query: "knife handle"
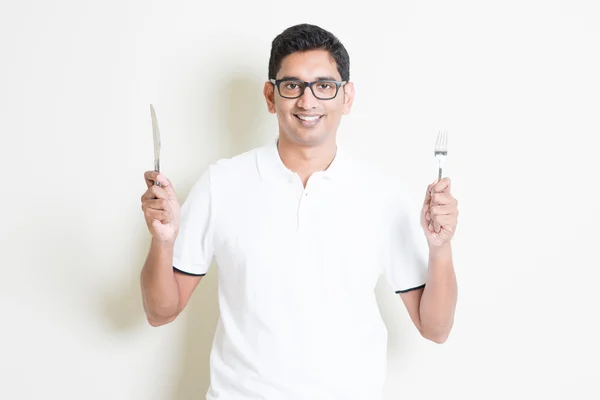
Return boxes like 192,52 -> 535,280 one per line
154,161 -> 161,187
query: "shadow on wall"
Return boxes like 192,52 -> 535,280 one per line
100,70 -> 270,398
101,231 -> 149,332
222,74 -> 273,157
170,261 -> 220,400
170,71 -> 269,399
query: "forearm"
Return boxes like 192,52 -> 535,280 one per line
419,244 -> 457,343
140,239 -> 180,324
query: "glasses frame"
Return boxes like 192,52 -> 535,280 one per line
270,79 -> 347,100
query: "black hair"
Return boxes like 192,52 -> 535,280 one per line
268,24 -> 350,82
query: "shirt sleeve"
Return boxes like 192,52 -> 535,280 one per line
382,185 -> 429,293
172,166 -> 215,276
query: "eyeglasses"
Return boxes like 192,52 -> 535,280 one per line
270,79 -> 347,100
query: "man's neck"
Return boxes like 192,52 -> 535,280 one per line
276,136 -> 337,186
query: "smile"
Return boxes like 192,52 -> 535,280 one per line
294,114 -> 323,126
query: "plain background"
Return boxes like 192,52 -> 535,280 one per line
1,0 -> 599,399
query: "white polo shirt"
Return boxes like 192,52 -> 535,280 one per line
172,139 -> 429,400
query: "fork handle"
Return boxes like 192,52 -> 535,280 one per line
432,165 -> 442,232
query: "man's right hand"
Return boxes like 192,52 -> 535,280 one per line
141,171 -> 181,243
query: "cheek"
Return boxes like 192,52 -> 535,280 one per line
276,107 -> 292,122
274,99 -> 293,117
324,103 -> 345,120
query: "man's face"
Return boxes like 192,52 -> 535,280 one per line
264,49 -> 354,147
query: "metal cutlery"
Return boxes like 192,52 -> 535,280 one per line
150,104 -> 161,187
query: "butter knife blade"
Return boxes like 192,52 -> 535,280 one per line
150,104 -> 161,186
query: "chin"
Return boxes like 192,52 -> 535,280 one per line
286,130 -> 330,146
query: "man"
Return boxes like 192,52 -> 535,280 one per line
140,23 -> 458,400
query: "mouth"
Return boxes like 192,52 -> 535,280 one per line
294,114 -> 323,127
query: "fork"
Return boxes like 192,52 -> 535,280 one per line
431,130 -> 448,232
434,130 -> 448,180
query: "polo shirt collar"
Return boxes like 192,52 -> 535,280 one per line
257,138 -> 350,183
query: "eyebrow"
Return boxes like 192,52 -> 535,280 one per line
278,76 -> 341,81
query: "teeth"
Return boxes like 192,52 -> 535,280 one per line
297,115 -> 320,121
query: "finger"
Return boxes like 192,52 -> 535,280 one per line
144,171 -> 173,190
142,198 -> 169,211
430,204 -> 457,216
432,177 -> 451,194
144,208 -> 172,224
144,171 -> 159,188
423,180 -> 439,205
433,219 -> 442,233
432,215 -> 456,232
430,221 -> 443,234
431,192 -> 457,206
155,173 -> 173,189
141,185 -> 168,201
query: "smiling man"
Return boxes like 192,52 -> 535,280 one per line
140,23 -> 459,400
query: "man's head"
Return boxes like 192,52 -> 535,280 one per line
264,24 -> 354,147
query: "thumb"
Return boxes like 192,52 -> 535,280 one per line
155,173 -> 171,187
155,174 -> 177,197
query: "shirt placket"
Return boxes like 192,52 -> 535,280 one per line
295,173 -> 323,232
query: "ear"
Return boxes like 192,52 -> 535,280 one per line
342,82 -> 355,115
264,81 -> 276,114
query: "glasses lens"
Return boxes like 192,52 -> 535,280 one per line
278,80 -> 304,98
311,81 -> 338,99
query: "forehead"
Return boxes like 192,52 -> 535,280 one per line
277,49 -> 341,80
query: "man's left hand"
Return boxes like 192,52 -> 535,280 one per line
421,177 -> 459,247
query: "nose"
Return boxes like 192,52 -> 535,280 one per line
296,85 -> 319,109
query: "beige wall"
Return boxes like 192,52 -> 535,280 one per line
1,0 -> 599,399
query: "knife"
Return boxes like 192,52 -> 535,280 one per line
150,104 -> 161,186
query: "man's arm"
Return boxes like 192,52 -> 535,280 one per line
399,177 -> 458,343
139,170 -> 207,327
140,239 -> 203,327
400,243 -> 457,343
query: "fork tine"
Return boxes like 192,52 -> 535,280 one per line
442,130 -> 448,150
435,130 -> 447,151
